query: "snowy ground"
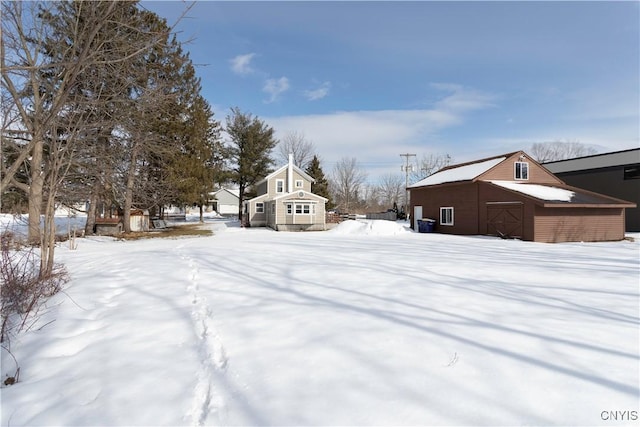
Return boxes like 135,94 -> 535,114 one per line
1,215 -> 639,426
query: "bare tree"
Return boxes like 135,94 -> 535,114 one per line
377,173 -> 405,208
530,140 -> 597,163
410,153 -> 452,183
330,157 -> 367,213
358,184 -> 384,212
277,131 -> 316,169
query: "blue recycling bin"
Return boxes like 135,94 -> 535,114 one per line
417,219 -> 435,233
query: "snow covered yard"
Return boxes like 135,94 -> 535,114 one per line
1,217 -> 638,426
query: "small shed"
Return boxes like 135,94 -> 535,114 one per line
409,151 -> 636,243
94,209 -> 150,235
130,209 -> 150,232
95,218 -> 123,236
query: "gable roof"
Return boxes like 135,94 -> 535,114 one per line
256,162 -> 315,186
408,152 -> 518,188
211,188 -> 239,199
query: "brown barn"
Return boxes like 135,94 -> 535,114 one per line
408,151 -> 636,243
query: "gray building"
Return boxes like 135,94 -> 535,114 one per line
543,148 -> 640,231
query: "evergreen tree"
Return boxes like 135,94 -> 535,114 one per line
167,94 -> 222,222
305,155 -> 333,210
225,107 -> 278,218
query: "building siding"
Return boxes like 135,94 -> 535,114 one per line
263,169 -> 313,197
553,166 -> 639,232
534,206 -> 625,243
480,152 -> 562,184
410,183 -> 479,234
256,181 -> 268,196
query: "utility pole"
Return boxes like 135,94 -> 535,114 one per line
400,153 -> 416,216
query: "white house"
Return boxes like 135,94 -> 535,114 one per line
209,188 -> 240,216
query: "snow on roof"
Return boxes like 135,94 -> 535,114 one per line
490,181 -> 575,202
211,188 -> 239,198
409,157 -> 505,188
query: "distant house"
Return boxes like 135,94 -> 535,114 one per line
543,148 -> 640,232
210,188 -> 240,216
244,155 -> 328,231
408,150 -> 636,243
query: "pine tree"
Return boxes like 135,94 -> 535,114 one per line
167,93 -> 222,222
225,108 -> 278,218
305,155 -> 333,210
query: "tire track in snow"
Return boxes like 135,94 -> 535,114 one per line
176,244 -> 229,426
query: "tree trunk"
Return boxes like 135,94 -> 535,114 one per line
84,191 -> 98,235
27,138 -> 44,245
238,185 -> 245,225
123,145 -> 140,233
199,204 -> 204,223
40,189 -> 57,277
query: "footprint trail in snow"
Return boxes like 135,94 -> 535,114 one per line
177,244 -> 229,426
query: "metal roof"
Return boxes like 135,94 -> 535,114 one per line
543,148 -> 640,173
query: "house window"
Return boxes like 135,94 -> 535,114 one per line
294,203 -> 311,214
295,180 -> 303,188
440,207 -> 454,226
276,179 -> 284,193
286,203 -> 292,214
515,162 -> 529,180
271,203 -> 275,214
256,203 -> 264,213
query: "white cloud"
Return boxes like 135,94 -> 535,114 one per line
266,109 -> 459,180
263,84 -> 501,181
431,82 -> 497,113
230,53 -> 256,75
263,77 -> 290,103
303,81 -> 331,101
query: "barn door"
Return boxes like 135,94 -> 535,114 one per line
486,203 -> 523,239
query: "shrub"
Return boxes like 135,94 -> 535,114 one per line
0,231 -> 68,344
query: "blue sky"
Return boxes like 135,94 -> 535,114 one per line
142,1 -> 639,183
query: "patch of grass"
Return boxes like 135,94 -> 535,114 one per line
120,223 -> 213,240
